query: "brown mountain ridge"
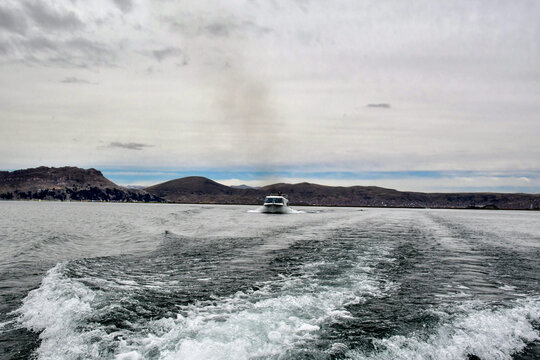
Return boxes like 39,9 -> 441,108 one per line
0,166 -> 163,202
1,167 -> 539,209
145,175 -> 540,210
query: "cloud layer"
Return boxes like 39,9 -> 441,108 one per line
0,0 -> 539,192
108,142 -> 152,151
367,103 -> 391,109
60,76 -> 92,84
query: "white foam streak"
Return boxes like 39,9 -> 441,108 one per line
16,253 -> 385,360
349,297 -> 540,360
15,263 -> 111,360
115,262 -> 384,359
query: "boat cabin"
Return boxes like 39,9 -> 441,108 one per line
264,196 -> 287,206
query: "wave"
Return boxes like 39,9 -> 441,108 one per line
112,259 -> 386,360
15,263 -> 107,359
22,262 -> 538,360
13,210 -> 540,360
348,297 -> 540,360
15,248 -> 388,359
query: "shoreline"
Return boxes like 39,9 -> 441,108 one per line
2,199 -> 538,211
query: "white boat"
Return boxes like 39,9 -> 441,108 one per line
261,195 -> 290,214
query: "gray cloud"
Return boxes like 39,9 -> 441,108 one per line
367,103 -> 391,109
205,22 -> 230,37
0,2 -> 118,68
60,76 -> 91,84
109,142 -> 152,151
162,15 -> 272,39
66,37 -> 114,62
112,0 -> 134,13
210,19 -> 272,37
152,47 -> 183,62
24,36 -> 56,51
0,41 -> 10,55
23,2 -> 83,31
0,5 -> 27,34
7,35 -> 117,68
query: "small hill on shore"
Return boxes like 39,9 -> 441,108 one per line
145,177 -> 540,210
145,176 -> 261,204
0,167 -> 164,202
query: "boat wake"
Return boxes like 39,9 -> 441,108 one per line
248,206 -> 304,214
7,206 -> 540,360
15,256 -> 539,360
348,297 -> 540,360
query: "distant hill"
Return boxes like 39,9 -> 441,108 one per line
261,182 -> 540,209
260,182 -> 408,206
2,168 -> 538,209
145,176 -> 260,204
145,176 -> 540,210
0,166 -> 164,202
230,184 -> 259,190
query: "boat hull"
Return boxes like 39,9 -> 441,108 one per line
261,204 -> 290,214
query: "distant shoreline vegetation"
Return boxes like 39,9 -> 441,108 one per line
1,166 -> 539,210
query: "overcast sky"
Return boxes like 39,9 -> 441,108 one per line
1,0 -> 539,191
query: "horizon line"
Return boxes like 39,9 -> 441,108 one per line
2,166 -> 540,194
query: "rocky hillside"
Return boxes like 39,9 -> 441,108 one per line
145,177 -> 540,210
0,167 -> 164,202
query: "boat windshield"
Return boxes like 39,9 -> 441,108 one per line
265,197 -> 283,204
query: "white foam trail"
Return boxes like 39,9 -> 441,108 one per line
248,206 -> 305,214
113,260 -> 386,359
16,247 -> 389,360
287,208 -> 305,214
15,263 -> 113,360
348,297 -> 540,360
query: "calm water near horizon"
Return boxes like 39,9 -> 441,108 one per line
0,201 -> 538,359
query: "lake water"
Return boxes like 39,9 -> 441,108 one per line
0,202 -> 538,360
